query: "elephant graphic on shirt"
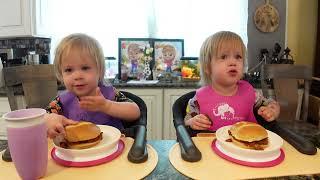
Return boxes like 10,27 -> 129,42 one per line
213,103 -> 235,120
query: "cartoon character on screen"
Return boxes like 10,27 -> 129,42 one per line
162,45 -> 176,72
127,43 -> 143,74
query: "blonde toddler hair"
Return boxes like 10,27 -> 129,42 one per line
199,31 -> 246,85
54,33 -> 105,83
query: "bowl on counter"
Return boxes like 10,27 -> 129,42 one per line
52,125 -> 121,162
215,125 -> 283,162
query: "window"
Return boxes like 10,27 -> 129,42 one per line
47,0 -> 247,61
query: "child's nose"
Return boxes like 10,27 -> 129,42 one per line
228,58 -> 237,66
73,70 -> 83,79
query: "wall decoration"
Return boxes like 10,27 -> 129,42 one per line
153,39 -> 184,76
118,38 -> 153,80
254,0 -> 279,33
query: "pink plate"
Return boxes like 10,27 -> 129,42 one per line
211,140 -> 285,167
51,139 -> 125,167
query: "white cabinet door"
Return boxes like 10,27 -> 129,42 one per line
0,0 -> 48,37
0,95 -> 26,112
0,97 -> 11,114
119,88 -> 163,140
163,88 -> 195,140
0,97 -> 10,138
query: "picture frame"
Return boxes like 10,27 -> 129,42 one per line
153,39 -> 184,75
179,57 -> 200,81
118,38 -> 153,80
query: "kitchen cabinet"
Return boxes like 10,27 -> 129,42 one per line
119,88 -> 163,140
0,96 -> 26,139
0,0 -> 49,37
163,88 -> 195,140
0,95 -> 26,113
0,97 -> 10,139
119,88 -> 195,140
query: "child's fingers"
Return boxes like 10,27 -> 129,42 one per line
62,118 -> 77,126
79,96 -> 94,102
197,114 -> 212,125
259,109 -> 276,121
258,106 -> 266,115
194,120 -> 210,129
79,101 -> 94,109
191,122 -> 208,130
47,129 -> 58,139
191,117 -> 211,129
55,124 -> 66,136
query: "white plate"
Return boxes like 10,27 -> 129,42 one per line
53,125 -> 121,162
215,125 -> 283,162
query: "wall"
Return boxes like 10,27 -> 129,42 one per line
247,0 -> 286,69
287,0 -> 318,66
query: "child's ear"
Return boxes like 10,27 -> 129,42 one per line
204,65 -> 210,75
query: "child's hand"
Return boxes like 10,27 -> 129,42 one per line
45,113 -> 77,139
258,101 -> 280,122
186,114 -> 212,130
79,87 -> 112,112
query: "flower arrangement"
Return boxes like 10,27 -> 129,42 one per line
140,45 -> 153,63
140,45 -> 153,80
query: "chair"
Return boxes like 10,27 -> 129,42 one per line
173,89 -> 316,162
3,64 -> 57,110
120,91 -> 148,163
261,64 -> 320,139
2,64 -> 58,162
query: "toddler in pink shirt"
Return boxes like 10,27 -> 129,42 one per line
184,31 -> 280,131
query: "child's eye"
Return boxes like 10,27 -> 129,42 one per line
236,55 -> 243,60
64,68 -> 72,73
82,66 -> 91,71
220,55 -> 227,59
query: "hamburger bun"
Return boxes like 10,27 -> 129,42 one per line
62,121 -> 103,149
228,121 -> 269,150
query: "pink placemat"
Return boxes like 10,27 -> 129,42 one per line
211,140 -> 285,168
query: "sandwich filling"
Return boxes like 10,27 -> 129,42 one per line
227,121 -> 269,150
60,132 -> 103,148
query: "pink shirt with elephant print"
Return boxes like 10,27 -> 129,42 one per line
196,80 -> 257,131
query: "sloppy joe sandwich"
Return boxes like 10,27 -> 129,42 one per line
60,121 -> 103,149
227,121 -> 269,150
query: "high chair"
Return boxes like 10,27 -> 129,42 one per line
120,91 -> 148,163
172,88 -> 317,162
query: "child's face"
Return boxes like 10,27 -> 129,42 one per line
61,48 -> 99,97
163,50 -> 175,61
128,47 -> 141,61
207,44 -> 244,88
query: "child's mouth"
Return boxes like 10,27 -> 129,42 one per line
228,70 -> 238,76
74,84 -> 86,89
